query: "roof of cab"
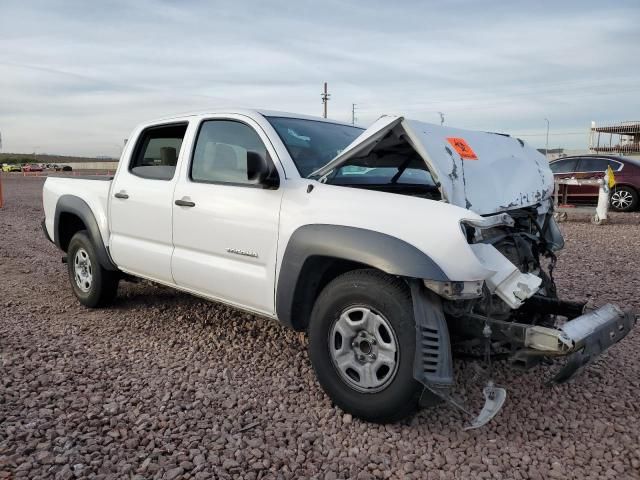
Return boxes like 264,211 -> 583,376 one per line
140,108 -> 356,128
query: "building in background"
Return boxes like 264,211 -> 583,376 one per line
589,121 -> 640,158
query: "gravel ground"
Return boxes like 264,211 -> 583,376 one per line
1,174 -> 639,480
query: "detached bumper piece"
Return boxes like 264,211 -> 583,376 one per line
502,303 -> 636,382
550,304 -> 636,383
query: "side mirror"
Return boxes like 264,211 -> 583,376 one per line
247,151 -> 279,188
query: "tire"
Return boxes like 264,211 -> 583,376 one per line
610,186 -> 638,212
67,230 -> 119,307
308,269 -> 422,423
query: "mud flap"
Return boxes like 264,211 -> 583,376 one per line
409,282 -> 454,387
410,282 -> 507,429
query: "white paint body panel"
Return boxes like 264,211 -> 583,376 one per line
314,116 -> 554,216
470,243 -> 542,309
42,177 -> 111,243
170,114 -> 285,315
42,109 -> 555,320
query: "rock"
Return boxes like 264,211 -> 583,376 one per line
164,466 -> 185,480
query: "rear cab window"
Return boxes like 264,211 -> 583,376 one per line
130,123 -> 188,180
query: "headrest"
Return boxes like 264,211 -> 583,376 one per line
159,147 -> 177,166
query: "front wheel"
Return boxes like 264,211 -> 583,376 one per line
67,231 -> 119,307
308,269 -> 422,423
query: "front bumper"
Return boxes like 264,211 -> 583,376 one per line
489,303 -> 636,383
549,304 -> 636,383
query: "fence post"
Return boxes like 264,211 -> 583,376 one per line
0,173 -> 4,208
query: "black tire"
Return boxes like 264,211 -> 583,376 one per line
308,269 -> 422,423
67,230 -> 119,307
610,185 -> 638,212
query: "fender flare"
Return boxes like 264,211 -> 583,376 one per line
275,224 -> 448,329
54,195 -> 118,271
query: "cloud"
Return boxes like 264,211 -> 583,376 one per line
0,0 -> 638,155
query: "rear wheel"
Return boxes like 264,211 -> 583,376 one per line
67,231 -> 119,307
610,186 -> 638,212
308,269 -> 422,423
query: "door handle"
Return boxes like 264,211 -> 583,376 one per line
114,191 -> 129,199
175,198 -> 196,207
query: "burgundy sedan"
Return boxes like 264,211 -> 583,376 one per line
549,155 -> 640,212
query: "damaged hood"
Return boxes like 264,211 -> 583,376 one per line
312,116 -> 554,215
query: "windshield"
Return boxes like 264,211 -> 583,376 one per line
266,116 -> 364,177
331,165 -> 437,187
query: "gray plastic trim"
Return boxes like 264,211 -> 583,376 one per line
409,281 -> 454,386
54,195 -> 118,271
275,224 -> 448,328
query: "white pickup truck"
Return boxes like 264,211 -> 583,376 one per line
42,109 -> 635,427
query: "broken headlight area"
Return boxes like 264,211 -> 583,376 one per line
423,279 -> 483,300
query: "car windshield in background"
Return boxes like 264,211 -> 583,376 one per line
266,116 -> 363,177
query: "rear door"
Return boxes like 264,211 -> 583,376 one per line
109,122 -> 188,283
171,116 -> 284,315
573,157 -> 613,204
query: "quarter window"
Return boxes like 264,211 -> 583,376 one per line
191,120 -> 270,185
130,124 -> 187,180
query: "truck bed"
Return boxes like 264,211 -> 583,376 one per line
42,176 -> 113,247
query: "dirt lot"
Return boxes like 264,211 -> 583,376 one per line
1,174 -> 639,480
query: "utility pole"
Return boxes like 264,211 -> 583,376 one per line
321,82 -> 330,118
351,104 -> 357,125
544,118 -> 550,158
438,112 -> 445,126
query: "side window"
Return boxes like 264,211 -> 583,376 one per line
606,159 -> 623,171
191,120 -> 269,185
130,123 -> 187,180
549,158 -> 578,173
578,157 -> 609,173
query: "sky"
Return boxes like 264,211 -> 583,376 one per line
0,0 -> 639,157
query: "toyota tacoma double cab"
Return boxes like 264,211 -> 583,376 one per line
42,110 -> 635,427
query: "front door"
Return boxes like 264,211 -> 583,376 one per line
171,117 -> 284,315
109,122 -> 188,283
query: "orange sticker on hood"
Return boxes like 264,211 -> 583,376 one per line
447,137 -> 477,160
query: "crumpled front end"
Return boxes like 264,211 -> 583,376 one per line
413,206 -> 636,428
